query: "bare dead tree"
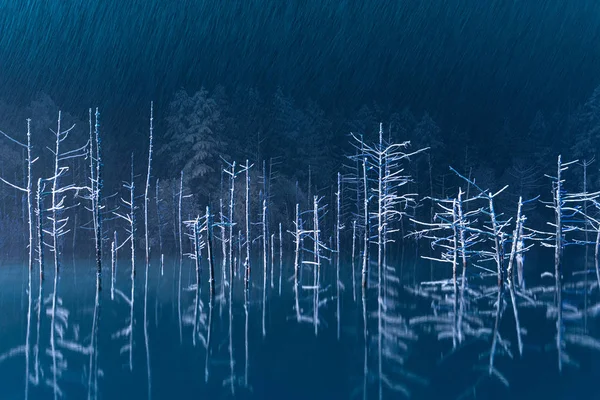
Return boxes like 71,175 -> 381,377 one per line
0,119 -> 35,275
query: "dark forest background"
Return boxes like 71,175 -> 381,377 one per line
1,83 -> 599,221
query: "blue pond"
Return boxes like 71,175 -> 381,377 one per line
0,256 -> 599,400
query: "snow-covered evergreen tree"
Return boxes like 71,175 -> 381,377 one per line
572,85 -> 600,167
161,88 -> 225,193
412,112 -> 443,151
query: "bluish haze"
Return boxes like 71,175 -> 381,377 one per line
1,1 -> 599,134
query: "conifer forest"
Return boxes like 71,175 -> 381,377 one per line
1,2 -> 600,399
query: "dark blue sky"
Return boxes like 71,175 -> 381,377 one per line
1,0 -> 599,134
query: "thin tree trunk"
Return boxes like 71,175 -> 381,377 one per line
25,119 -> 33,275
336,171 -> 342,340
262,198 -> 267,337
313,196 -> 320,336
362,158 -> 369,288
452,199 -> 459,349
294,204 -> 301,322
143,102 -> 153,286
554,156 -> 563,373
278,223 -> 283,295
507,197 -> 524,356
228,162 -> 236,290
488,195 -> 505,376
352,220 -> 357,301
36,178 -> 44,281
95,108 -> 103,291
244,160 -> 251,290
206,206 -> 215,298
177,171 -> 183,343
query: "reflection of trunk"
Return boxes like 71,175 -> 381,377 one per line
507,197 -> 524,356
244,293 -> 249,387
204,300 -> 213,382
279,223 -> 283,296
595,229 -> 600,294
50,262 -> 59,400
351,220 -> 357,301
156,180 -> 163,264
111,232 -> 117,300
228,266 -> 235,395
72,214 -> 77,268
362,288 -> 368,400
376,126 -> 383,400
128,260 -> 136,371
377,244 -> 383,399
143,245 -> 152,399
356,148 -> 361,225
300,214 -> 305,283
33,268 -> 43,386
24,266 -> 32,399
488,196 -> 505,377
262,199 -> 267,337
87,282 -> 101,400
336,172 -> 342,340
155,254 -> 163,327
262,197 -> 267,288
399,217 -> 405,283
582,161 -> 589,328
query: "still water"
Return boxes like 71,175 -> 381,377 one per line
0,257 -> 598,400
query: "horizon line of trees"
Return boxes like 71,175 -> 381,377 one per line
1,83 -> 600,255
